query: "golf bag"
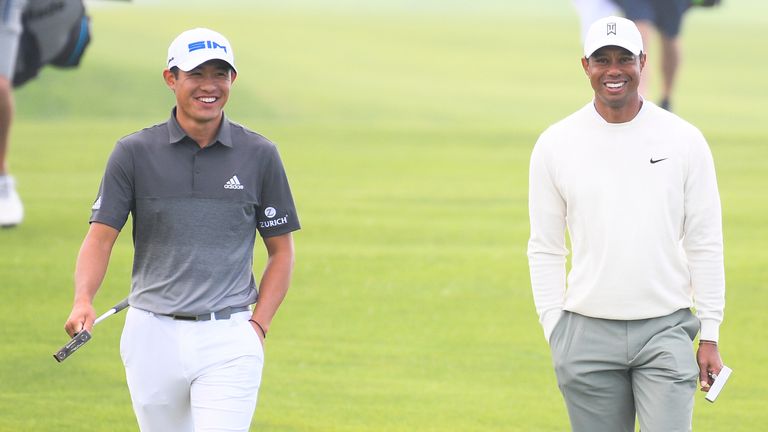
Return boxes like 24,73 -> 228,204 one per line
13,0 -> 91,87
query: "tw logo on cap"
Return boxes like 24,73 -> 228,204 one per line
607,23 -> 617,35
188,40 -> 228,54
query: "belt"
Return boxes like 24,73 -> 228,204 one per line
160,306 -> 250,321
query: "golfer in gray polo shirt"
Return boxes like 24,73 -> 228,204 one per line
63,28 -> 299,431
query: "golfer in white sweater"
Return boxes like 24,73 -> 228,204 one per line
528,16 -> 725,432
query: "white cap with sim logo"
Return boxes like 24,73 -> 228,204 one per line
167,28 -> 237,73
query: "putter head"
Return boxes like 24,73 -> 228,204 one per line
53,330 -> 92,363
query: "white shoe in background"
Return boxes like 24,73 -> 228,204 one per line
0,175 -> 24,227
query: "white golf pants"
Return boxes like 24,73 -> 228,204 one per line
120,307 -> 264,432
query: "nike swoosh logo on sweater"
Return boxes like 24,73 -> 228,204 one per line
650,158 -> 668,164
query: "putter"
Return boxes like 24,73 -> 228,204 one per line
53,298 -> 129,363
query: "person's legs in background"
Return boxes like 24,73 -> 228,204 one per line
615,0 -> 690,111
653,0 -> 690,111
659,33 -> 682,110
0,0 -> 26,227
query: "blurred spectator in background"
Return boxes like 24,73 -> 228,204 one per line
0,0 -> 90,227
611,0 -> 692,111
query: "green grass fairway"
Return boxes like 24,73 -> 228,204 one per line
1,1 -> 766,430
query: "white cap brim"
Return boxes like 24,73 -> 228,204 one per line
174,52 -> 236,73
584,38 -> 642,58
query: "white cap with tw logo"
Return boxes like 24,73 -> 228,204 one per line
167,28 -> 237,73
583,16 -> 643,58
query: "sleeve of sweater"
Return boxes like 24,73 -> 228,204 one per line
683,132 -> 726,342
527,133 -> 569,342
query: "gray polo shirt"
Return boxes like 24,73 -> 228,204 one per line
90,109 -> 300,315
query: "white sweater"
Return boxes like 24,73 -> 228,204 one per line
528,101 -> 725,342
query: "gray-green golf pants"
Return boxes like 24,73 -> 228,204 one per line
549,308 -> 700,432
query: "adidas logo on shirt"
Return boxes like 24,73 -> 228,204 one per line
224,175 -> 244,190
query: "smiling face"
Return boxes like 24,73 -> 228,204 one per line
581,46 -> 646,122
163,59 -> 237,130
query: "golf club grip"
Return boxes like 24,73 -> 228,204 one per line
93,298 -> 130,325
